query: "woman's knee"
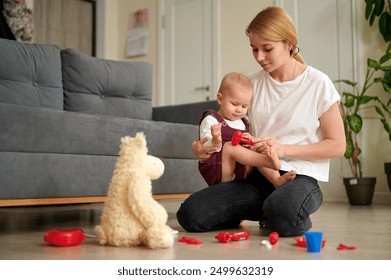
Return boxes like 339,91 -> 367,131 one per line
177,181 -> 261,232
176,197 -> 201,232
263,177 -> 323,236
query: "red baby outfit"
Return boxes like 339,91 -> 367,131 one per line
198,110 -> 250,186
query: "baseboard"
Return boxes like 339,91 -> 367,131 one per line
0,193 -> 191,207
373,192 -> 391,205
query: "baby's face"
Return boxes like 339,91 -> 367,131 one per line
218,87 -> 252,121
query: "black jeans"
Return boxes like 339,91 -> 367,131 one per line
177,169 -> 323,237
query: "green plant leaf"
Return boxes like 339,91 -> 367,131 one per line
383,81 -> 391,93
343,120 -> 349,137
357,159 -> 362,178
379,12 -> 391,42
348,114 -> 363,133
334,79 -> 357,87
380,52 -> 391,64
360,95 -> 377,105
381,118 -> 391,133
384,70 -> 391,83
380,102 -> 391,116
374,0 -> 385,16
345,138 -> 354,159
369,8 -> 377,25
372,98 -> 391,116
368,58 -> 380,69
343,92 -> 356,107
365,0 -> 374,20
375,105 -> 386,118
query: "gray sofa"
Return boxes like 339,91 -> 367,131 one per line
0,38 -> 217,205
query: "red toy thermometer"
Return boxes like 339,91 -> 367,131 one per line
215,231 -> 250,243
44,228 -> 86,247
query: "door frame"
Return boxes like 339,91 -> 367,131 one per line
157,0 -> 220,106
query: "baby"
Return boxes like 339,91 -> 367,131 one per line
198,72 -> 296,187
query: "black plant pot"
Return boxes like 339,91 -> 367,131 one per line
385,163 -> 391,192
343,177 -> 376,205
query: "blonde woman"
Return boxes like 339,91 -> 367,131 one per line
177,7 -> 345,236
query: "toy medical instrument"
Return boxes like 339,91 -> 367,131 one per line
268,232 -> 279,245
178,236 -> 202,245
215,231 -> 250,243
231,131 -> 255,146
44,228 -> 85,247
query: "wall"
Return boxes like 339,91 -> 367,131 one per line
96,0 -> 119,60
96,0 -> 158,102
219,0 -> 274,76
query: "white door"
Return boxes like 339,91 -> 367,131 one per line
158,0 -> 216,105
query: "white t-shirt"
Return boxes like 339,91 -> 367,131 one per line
248,66 -> 340,182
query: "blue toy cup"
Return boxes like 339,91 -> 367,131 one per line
304,231 -> 323,253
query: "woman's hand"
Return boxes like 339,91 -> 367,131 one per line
191,137 -> 216,163
250,136 -> 283,157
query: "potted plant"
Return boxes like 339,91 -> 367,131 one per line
369,0 -> 391,192
334,0 -> 391,205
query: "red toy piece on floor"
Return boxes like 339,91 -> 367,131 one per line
215,231 -> 250,243
295,237 -> 326,248
337,243 -> 356,250
178,236 -> 202,245
215,232 -> 231,243
268,232 -> 279,245
44,228 -> 86,247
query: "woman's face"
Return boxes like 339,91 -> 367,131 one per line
248,33 -> 291,73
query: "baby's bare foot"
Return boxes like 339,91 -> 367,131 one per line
267,146 -> 280,170
275,170 -> 297,188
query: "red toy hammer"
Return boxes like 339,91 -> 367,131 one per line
231,131 -> 255,146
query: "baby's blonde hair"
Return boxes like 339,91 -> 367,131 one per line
246,6 -> 305,64
218,72 -> 252,96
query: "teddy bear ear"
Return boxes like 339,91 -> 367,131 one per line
134,132 -> 147,147
120,136 -> 126,142
120,136 -> 131,145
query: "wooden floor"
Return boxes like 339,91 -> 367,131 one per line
0,199 -> 390,260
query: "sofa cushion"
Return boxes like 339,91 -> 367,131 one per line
0,38 -> 63,109
0,152 -> 207,198
61,48 -> 153,120
0,103 -> 197,159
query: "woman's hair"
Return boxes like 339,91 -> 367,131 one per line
246,6 -> 305,64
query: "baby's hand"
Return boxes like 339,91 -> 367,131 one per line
211,123 -> 222,148
242,132 -> 253,139
241,132 -> 255,147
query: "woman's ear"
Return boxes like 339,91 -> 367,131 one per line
285,41 -> 293,54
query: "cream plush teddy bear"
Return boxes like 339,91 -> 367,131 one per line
95,132 -> 174,249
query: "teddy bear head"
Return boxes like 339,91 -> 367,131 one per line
119,132 -> 164,180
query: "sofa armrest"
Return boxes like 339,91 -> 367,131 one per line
152,100 -> 218,125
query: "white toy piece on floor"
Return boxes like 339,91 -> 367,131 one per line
95,132 -> 174,249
